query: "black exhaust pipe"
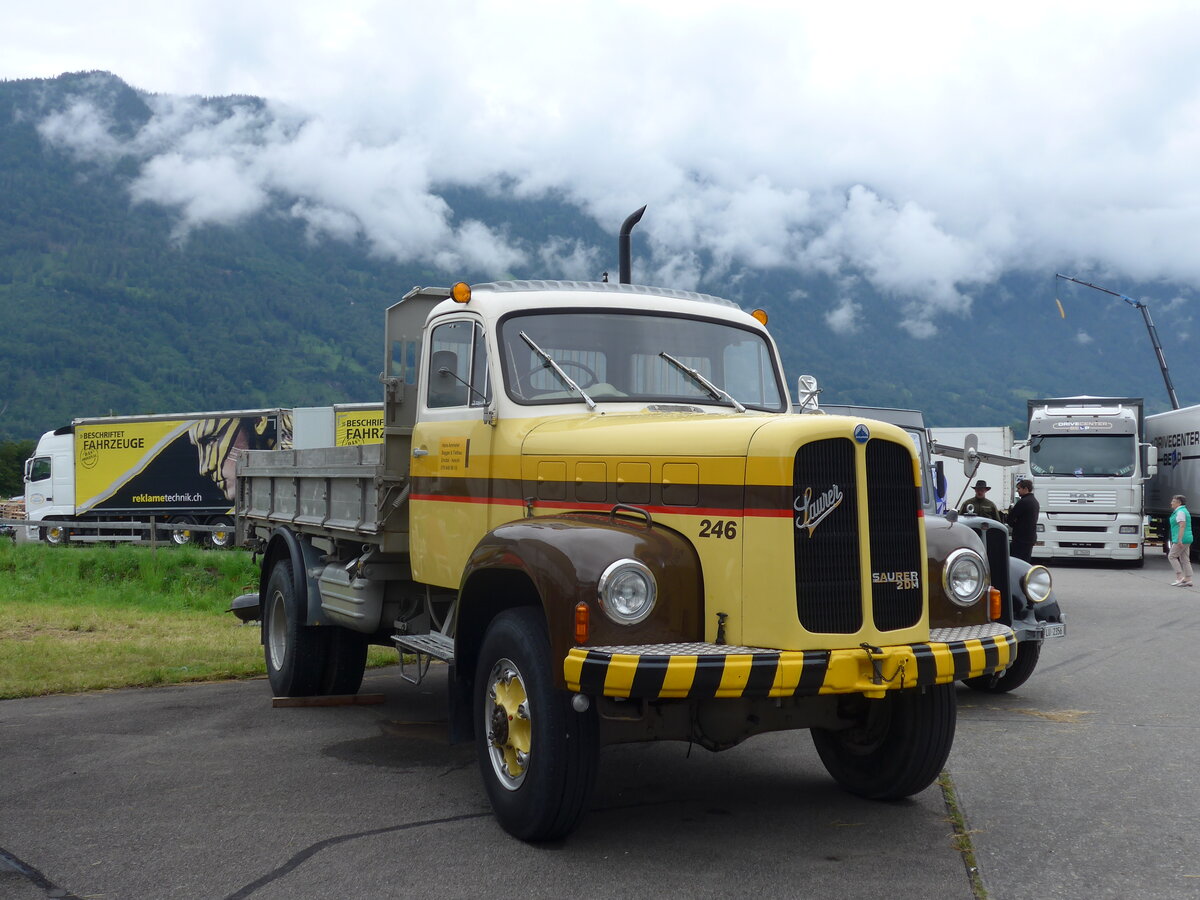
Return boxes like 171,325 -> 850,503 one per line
618,205 -> 646,285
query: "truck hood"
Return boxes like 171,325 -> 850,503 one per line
520,410 -> 779,457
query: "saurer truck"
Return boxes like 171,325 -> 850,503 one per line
234,265 -> 1017,840
1025,397 -> 1156,564
23,409 -> 290,547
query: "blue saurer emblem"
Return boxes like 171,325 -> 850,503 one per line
854,424 -> 870,444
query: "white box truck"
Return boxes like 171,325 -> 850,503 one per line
1145,403 -> 1200,556
23,408 -> 290,546
1025,397 -> 1157,564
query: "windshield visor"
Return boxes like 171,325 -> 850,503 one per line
1028,435 -> 1135,477
498,310 -> 785,411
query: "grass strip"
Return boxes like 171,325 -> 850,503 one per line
0,542 -> 393,699
939,770 -> 988,899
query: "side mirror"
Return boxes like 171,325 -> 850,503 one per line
795,375 -> 820,412
1141,442 -> 1158,479
963,432 -> 979,477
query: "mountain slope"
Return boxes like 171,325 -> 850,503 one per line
0,72 -> 1196,443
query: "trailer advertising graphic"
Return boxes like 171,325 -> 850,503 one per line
335,409 -> 384,446
75,415 -> 284,514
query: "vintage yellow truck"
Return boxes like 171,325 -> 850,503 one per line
234,274 -> 1015,841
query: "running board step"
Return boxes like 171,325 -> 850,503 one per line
392,632 -> 455,662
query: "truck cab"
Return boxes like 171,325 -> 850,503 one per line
23,427 -> 76,544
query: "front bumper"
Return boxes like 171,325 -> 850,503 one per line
564,623 -> 1015,700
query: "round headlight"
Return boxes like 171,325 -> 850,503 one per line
598,559 -> 657,625
943,548 -> 987,607
1021,565 -> 1052,603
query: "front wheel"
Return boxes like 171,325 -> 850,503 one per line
812,684 -> 956,800
962,639 -> 1042,694
41,522 -> 69,546
474,607 -> 598,841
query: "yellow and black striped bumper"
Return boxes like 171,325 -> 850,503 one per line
564,623 -> 1015,700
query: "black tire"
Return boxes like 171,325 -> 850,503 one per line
962,639 -> 1042,694
474,607 -> 598,841
170,516 -> 198,546
812,684 -> 956,801
207,516 -> 235,549
263,559 -> 330,696
321,628 -> 368,696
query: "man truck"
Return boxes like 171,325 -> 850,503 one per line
1025,397 -> 1156,564
232,269 -> 1017,841
23,408 -> 290,547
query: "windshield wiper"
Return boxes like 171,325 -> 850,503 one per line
519,332 -> 596,410
659,352 -> 746,413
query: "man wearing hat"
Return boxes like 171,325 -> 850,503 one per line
959,479 -> 1001,521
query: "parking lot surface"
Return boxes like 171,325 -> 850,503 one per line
1,554 -> 1197,899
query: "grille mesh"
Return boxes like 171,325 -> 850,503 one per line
866,440 -> 923,630
793,438 -> 862,633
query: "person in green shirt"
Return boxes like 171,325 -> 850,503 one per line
1168,494 -> 1193,587
959,479 -> 1001,521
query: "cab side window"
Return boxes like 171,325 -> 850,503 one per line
29,457 -> 51,482
427,320 -> 490,409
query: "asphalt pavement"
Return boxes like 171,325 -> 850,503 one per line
1,553 -> 1197,899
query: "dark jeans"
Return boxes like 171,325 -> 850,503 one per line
1011,541 -> 1034,563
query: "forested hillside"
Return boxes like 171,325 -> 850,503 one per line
1,71 -> 1197,446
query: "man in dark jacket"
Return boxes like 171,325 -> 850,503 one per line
1007,478 -> 1040,562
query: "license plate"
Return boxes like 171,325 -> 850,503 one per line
1043,623 -> 1066,639
1073,548 -> 1091,556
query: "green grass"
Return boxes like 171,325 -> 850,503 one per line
0,542 -> 394,699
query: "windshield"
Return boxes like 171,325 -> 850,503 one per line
1028,435 -> 1135,477
499,310 -> 785,411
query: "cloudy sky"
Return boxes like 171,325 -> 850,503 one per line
5,1 -> 1200,336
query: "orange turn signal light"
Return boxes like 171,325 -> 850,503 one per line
574,602 -> 590,644
989,586 -> 1002,621
751,308 -> 768,325
451,282 -> 472,303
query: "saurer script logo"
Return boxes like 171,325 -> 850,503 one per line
795,484 -> 843,537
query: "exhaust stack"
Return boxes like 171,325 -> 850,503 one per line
618,205 -> 646,285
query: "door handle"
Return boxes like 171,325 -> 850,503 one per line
412,449 -> 429,457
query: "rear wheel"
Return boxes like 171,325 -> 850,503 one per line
207,516 -> 235,549
263,559 -> 329,696
321,629 -> 368,695
170,516 -> 198,546
474,607 -> 598,841
812,684 -> 956,800
963,640 -> 1042,694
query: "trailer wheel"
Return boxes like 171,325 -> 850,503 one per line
962,640 -> 1042,694
170,516 -> 197,546
264,559 -> 329,696
474,607 -> 598,841
812,684 -> 956,801
321,629 -> 368,696
207,516 -> 235,549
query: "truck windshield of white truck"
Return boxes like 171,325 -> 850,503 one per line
498,310 -> 785,411
1028,435 -> 1136,477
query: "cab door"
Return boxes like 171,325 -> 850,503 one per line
409,316 -> 496,588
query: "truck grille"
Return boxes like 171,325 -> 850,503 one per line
866,441 -> 923,631
793,439 -> 862,633
793,437 -> 921,634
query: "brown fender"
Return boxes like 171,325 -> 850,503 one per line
924,515 -> 994,629
456,511 -> 705,689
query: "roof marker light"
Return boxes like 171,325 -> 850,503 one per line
451,282 -> 472,303
752,309 -> 769,325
